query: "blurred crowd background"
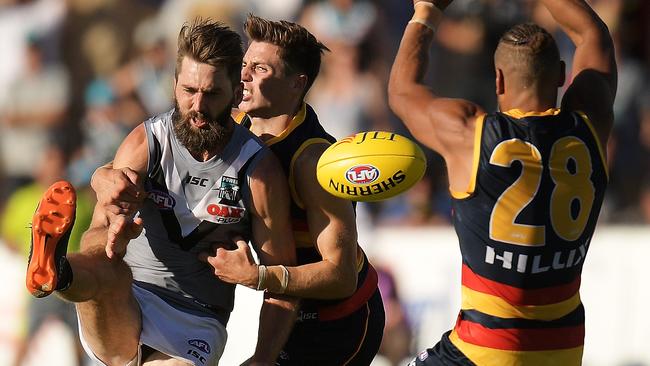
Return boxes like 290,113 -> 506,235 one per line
0,0 -> 648,365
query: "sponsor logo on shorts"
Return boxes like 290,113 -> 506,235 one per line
279,350 -> 290,360
147,190 -> 175,210
297,311 -> 318,322
188,339 -> 211,354
187,339 -> 210,365
345,165 -> 380,184
186,349 -> 206,364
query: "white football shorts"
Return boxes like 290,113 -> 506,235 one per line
78,284 -> 228,365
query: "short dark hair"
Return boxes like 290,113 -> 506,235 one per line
176,18 -> 243,87
494,23 -> 561,86
244,14 -> 329,93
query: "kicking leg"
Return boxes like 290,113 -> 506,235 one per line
26,181 -> 142,365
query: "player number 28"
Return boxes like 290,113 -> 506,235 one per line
488,137 -> 595,246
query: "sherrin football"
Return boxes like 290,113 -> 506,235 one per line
317,131 -> 427,202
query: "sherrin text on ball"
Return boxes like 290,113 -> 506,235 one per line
316,131 -> 427,201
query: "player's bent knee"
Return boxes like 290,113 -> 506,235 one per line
143,350 -> 193,365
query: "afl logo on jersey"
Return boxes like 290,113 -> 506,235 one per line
346,165 -> 380,185
147,190 -> 176,210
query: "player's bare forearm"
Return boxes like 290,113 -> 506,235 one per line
543,0 -> 616,88
251,294 -> 298,363
281,259 -> 357,299
543,0 -> 617,101
388,18 -> 435,105
388,1 -> 447,125
539,0 -> 610,42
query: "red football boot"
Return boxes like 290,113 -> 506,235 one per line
26,180 -> 76,298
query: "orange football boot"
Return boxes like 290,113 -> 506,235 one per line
26,180 -> 76,298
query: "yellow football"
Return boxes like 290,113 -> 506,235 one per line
316,131 -> 427,202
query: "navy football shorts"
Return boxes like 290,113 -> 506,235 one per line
407,331 -> 475,366
277,289 -> 385,366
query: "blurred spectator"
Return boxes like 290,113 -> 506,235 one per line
59,0 -> 159,159
640,180 -> 650,225
376,266 -> 413,366
0,0 -> 66,106
0,143 -> 93,366
595,1 -> 649,220
307,40 -> 391,139
300,0 -> 377,46
428,2 -> 498,111
248,0 -> 303,21
0,33 -> 69,196
297,0 -> 390,143
112,16 -> 174,116
0,142 -> 93,264
0,237 -> 27,366
375,176 -> 452,227
607,92 -> 650,223
67,79 -> 130,186
157,0 -> 248,45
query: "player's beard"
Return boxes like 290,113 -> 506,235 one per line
172,99 -> 232,156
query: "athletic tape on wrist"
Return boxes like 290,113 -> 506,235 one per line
278,265 -> 289,294
414,1 -> 435,9
410,1 -> 443,32
408,18 -> 437,32
257,264 -> 267,291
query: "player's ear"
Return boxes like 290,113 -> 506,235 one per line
293,74 -> 308,95
558,60 -> 566,88
495,68 -> 505,95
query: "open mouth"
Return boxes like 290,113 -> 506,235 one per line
190,117 -> 207,128
241,88 -> 252,102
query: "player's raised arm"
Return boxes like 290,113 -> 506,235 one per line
388,0 -> 484,159
541,0 -> 617,146
246,151 -> 298,363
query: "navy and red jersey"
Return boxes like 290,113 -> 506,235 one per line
236,103 -> 378,319
449,108 -> 608,365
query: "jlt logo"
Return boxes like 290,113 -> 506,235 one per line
346,165 -> 380,184
355,131 -> 396,144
